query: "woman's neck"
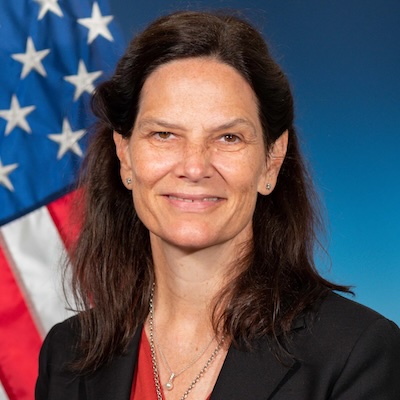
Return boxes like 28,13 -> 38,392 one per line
149,233 -> 249,328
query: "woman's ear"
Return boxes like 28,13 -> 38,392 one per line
113,131 -> 132,188
258,130 -> 288,195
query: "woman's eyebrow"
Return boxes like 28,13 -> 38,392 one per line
137,117 -> 257,135
137,118 -> 184,131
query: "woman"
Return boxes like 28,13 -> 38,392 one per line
36,11 -> 400,400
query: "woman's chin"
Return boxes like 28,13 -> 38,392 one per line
150,226 -> 225,252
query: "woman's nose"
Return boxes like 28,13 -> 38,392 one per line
176,140 -> 213,182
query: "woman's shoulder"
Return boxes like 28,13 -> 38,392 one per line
46,313 -> 81,342
315,291 -> 399,335
286,291 -> 400,397
295,291 -> 400,362
40,314 -> 81,368
35,314 -> 82,399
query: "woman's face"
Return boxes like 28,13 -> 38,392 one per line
114,57 -> 287,251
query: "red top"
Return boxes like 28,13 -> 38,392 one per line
130,330 -> 211,400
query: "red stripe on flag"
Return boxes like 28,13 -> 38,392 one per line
0,244 -> 43,400
47,190 -> 83,251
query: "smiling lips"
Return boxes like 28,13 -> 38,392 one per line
164,194 -> 225,210
168,195 -> 220,203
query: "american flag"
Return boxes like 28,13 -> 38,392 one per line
0,1 -> 124,398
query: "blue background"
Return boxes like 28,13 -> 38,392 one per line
108,0 -> 400,324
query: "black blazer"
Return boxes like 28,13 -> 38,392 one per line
35,292 -> 400,399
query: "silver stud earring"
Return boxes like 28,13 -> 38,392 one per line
126,178 -> 132,185
266,183 -> 272,190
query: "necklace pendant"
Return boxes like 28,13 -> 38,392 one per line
165,373 -> 175,391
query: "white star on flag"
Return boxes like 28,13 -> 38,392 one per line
34,0 -> 63,20
48,118 -> 86,159
0,94 -> 36,135
11,37 -> 50,79
0,159 -> 18,192
64,60 -> 102,101
78,1 -> 114,44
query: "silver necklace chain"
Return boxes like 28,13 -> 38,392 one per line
155,331 -> 216,390
148,284 -> 225,400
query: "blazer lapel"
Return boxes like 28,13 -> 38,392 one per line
84,327 -> 142,400
210,318 -> 305,400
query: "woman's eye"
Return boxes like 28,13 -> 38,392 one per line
221,134 -> 240,143
154,131 -> 173,140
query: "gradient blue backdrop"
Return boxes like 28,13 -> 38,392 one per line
108,0 -> 400,324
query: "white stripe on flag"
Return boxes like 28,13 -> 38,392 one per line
1,206 -> 74,336
0,383 -> 8,400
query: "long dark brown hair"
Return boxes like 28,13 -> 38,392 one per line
69,10 -> 349,372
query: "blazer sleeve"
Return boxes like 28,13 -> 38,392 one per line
35,318 -> 84,400
330,318 -> 400,399
35,324 -> 52,400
